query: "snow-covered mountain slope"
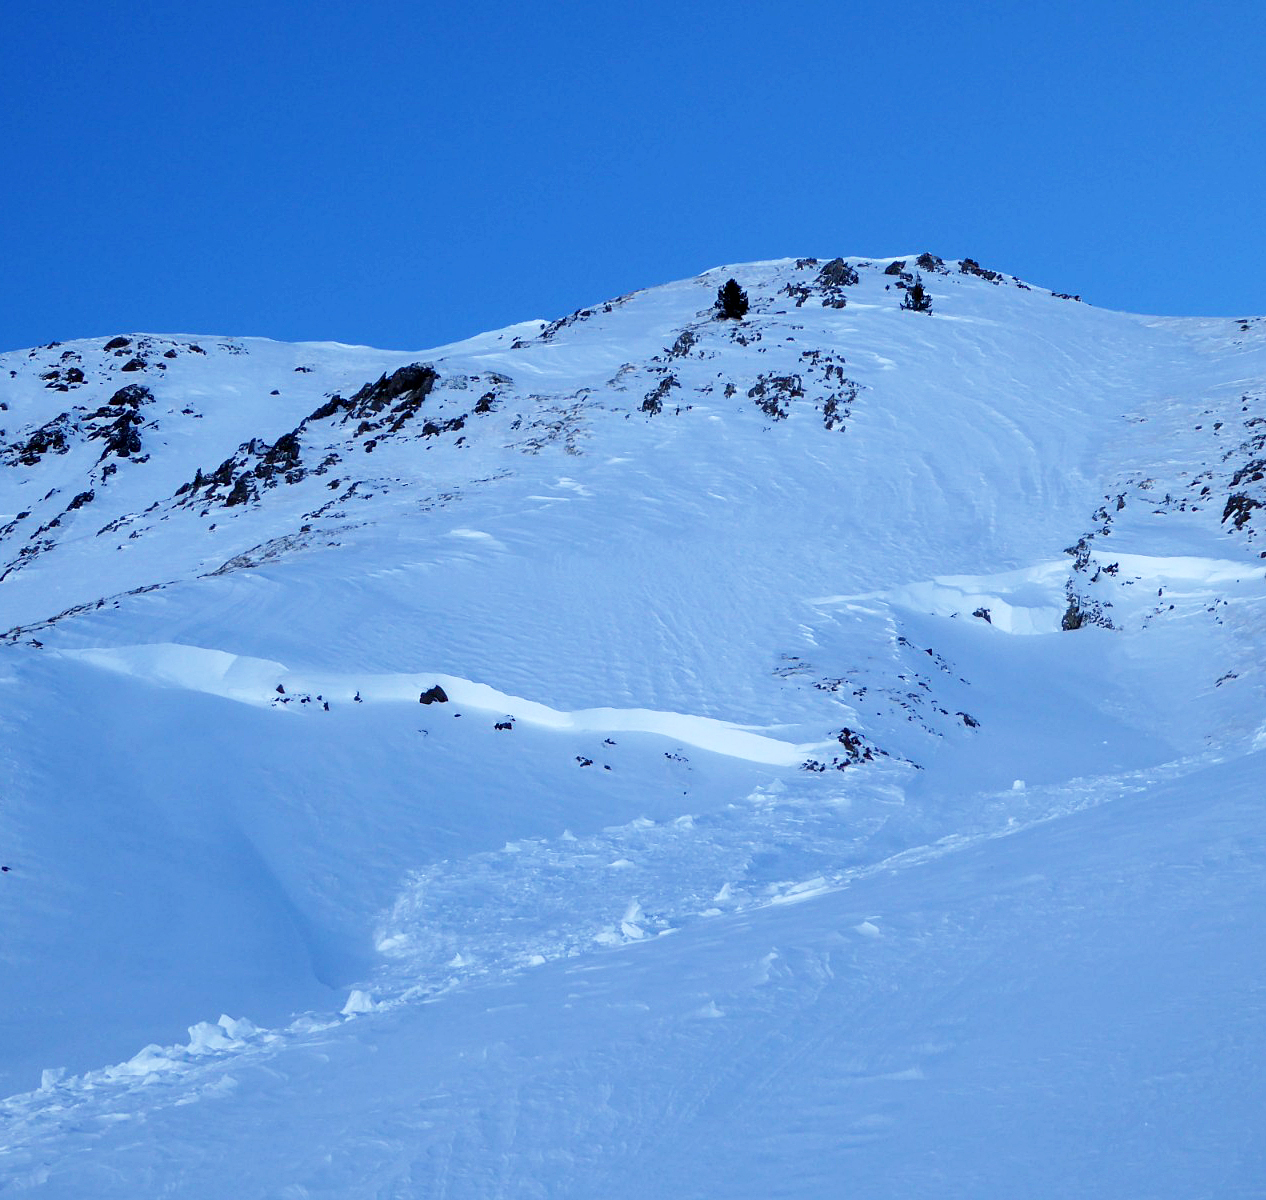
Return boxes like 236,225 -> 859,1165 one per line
2,255 -> 1264,1196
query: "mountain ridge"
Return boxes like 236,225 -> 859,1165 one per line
2,254 -> 1265,1196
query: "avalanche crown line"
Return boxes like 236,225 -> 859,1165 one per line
59,642 -> 818,766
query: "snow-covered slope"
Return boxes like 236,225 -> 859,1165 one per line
2,255 -> 1264,1196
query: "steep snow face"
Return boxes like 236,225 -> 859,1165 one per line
1,257 -> 1265,1196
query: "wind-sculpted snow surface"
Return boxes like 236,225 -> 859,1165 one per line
2,256 -> 1266,1196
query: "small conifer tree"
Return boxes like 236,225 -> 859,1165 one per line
716,278 -> 749,319
901,274 -> 933,314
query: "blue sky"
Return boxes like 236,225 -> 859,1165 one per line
3,2 -> 1264,351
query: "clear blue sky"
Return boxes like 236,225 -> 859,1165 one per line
4,2 -> 1264,351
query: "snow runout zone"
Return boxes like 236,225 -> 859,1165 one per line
2,256 -> 1266,1196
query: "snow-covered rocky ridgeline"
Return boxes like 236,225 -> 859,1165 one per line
1,257 -> 1264,1197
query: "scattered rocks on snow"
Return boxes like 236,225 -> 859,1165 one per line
641,372 -> 679,415
747,373 -> 803,421
960,257 -> 1003,283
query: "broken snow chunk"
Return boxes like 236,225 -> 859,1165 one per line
216,1014 -> 259,1040
341,989 -> 377,1016
186,1020 -> 236,1055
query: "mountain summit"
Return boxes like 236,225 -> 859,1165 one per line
2,256 -> 1265,1196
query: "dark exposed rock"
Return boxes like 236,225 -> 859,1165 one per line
960,258 -> 1003,283
66,490 -> 94,511
780,282 -> 813,307
6,414 -> 74,465
1223,492 -> 1262,530
916,252 -> 945,272
103,337 -> 131,351
120,358 -> 147,372
1062,592 -> 1113,630
668,328 -> 699,358
347,364 -> 438,418
421,416 -> 467,437
108,384 -> 152,408
540,308 -> 596,342
313,364 -> 441,441
419,685 -> 449,704
814,258 -> 859,308
209,458 -> 236,486
884,261 -> 906,276
91,410 -> 143,459
260,431 -> 300,470
747,373 -> 802,421
642,372 -> 679,415
802,727 -> 885,773
817,258 -> 859,289
306,395 -> 349,422
224,477 -> 254,507
1228,459 -> 1266,488
835,727 -> 884,764
179,424 -> 308,505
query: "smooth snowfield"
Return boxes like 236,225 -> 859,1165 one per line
2,256 -> 1264,1195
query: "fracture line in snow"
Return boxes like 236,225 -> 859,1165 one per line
811,554 -> 1266,635
57,642 -> 817,766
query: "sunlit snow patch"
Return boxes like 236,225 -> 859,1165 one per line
813,562 -> 1069,634
59,643 -> 815,765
